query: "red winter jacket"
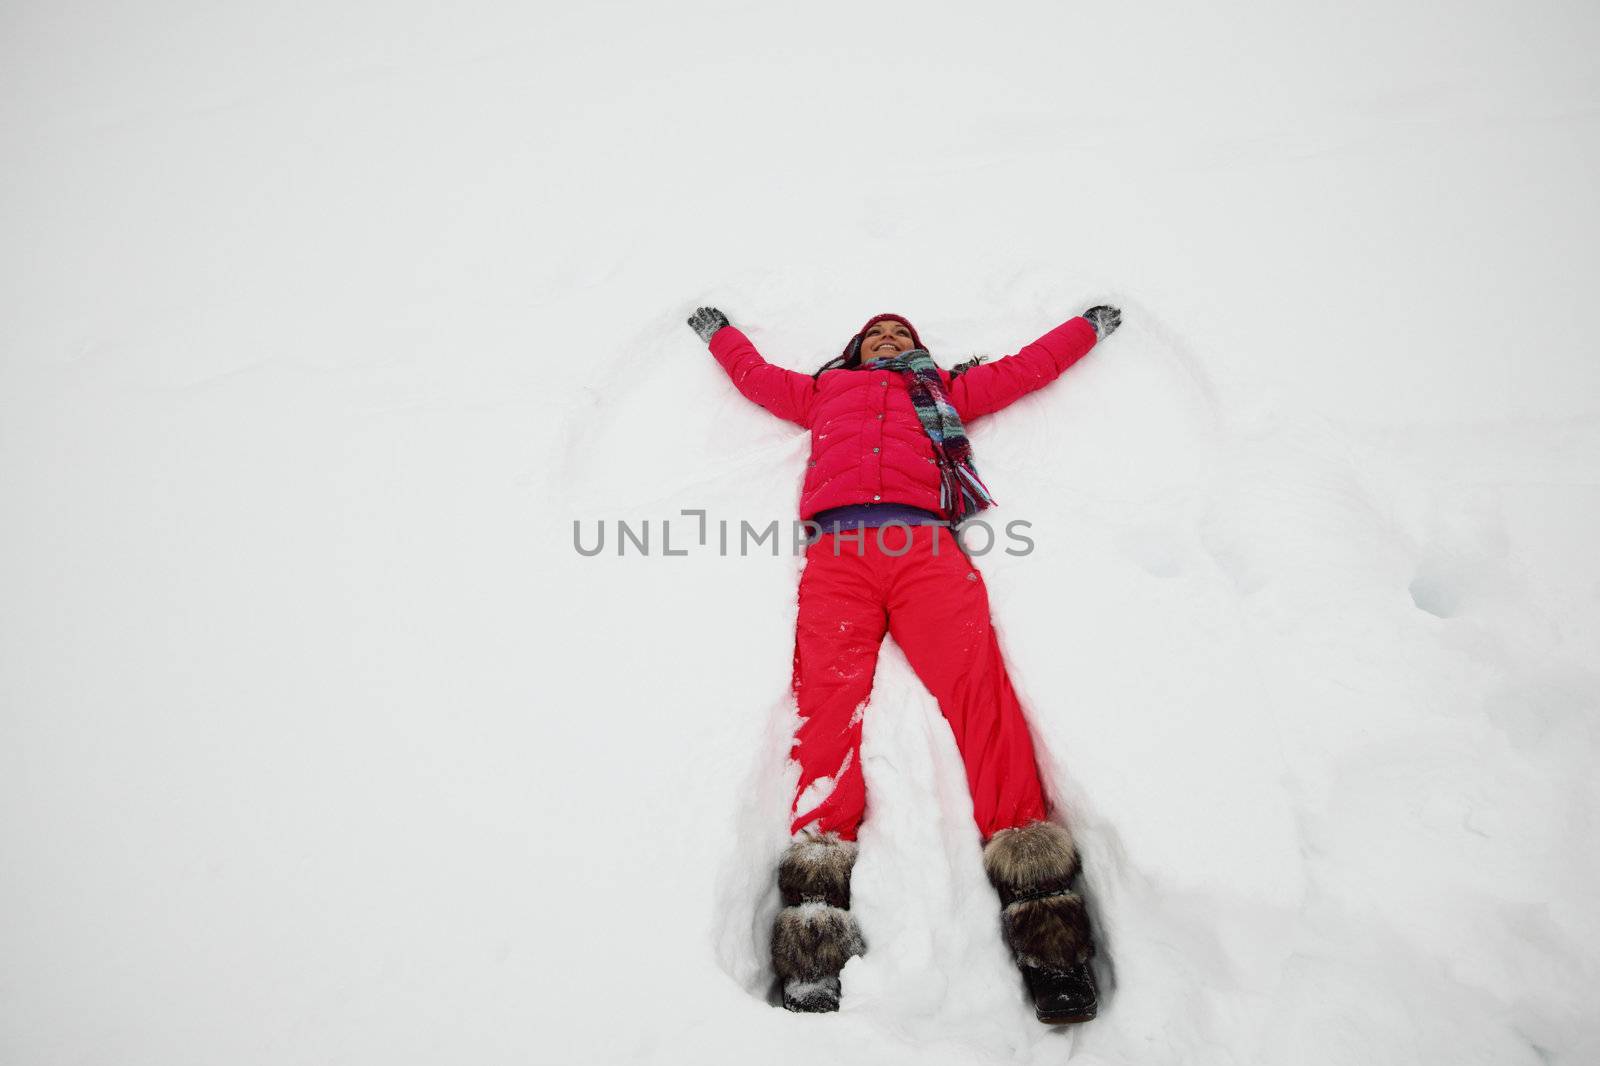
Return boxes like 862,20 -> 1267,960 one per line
707,317 -> 1099,520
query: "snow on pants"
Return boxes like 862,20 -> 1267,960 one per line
788,523 -> 1049,843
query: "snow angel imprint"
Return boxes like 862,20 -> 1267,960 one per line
687,304 -> 1122,1025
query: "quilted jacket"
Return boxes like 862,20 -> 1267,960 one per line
707,316 -> 1098,520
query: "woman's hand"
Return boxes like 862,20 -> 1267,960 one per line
1083,305 -> 1121,340
688,306 -> 731,344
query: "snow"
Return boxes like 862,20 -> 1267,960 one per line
3,1 -> 1599,1063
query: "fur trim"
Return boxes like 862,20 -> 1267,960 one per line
1002,892 -> 1094,969
982,821 -> 1079,906
771,902 -> 866,983
778,833 -> 859,908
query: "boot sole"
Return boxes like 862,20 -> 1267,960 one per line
1037,1008 -> 1096,1025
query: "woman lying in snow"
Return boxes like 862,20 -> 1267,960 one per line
687,304 -> 1121,1025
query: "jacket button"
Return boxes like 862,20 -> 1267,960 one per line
877,413 -> 884,420
880,381 -> 889,387
872,447 -> 880,453
873,494 -> 881,501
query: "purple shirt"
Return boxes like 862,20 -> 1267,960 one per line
807,503 -> 946,544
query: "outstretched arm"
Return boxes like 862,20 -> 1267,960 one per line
688,306 -> 816,428
948,305 -> 1121,422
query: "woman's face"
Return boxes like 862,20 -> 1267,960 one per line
861,320 -> 915,360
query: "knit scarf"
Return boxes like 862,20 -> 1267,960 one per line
864,349 -> 995,525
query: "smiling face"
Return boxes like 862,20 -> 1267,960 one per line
861,319 -> 915,361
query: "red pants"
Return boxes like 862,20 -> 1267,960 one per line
788,524 -> 1049,842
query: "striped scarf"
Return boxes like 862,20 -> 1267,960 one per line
864,349 -> 996,525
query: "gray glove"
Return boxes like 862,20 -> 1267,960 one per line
1083,305 -> 1122,340
687,306 -> 730,344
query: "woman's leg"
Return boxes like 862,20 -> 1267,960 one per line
884,525 -> 1097,1023
772,534 -> 888,1011
884,526 -> 1048,839
787,536 -> 889,840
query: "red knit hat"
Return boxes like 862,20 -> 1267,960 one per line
840,313 -> 926,363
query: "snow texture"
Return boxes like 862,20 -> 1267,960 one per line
3,1 -> 1599,1064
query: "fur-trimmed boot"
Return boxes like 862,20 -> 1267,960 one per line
982,820 -> 1099,1025
770,833 -> 865,1013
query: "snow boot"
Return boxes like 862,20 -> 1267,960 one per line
982,820 -> 1099,1025
771,832 -> 865,1013
1019,961 -> 1099,1025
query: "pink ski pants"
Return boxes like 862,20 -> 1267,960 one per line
788,523 -> 1049,842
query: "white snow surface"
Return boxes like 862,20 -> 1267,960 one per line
4,2 -> 1599,1064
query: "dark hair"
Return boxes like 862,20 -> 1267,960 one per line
812,350 -> 860,378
